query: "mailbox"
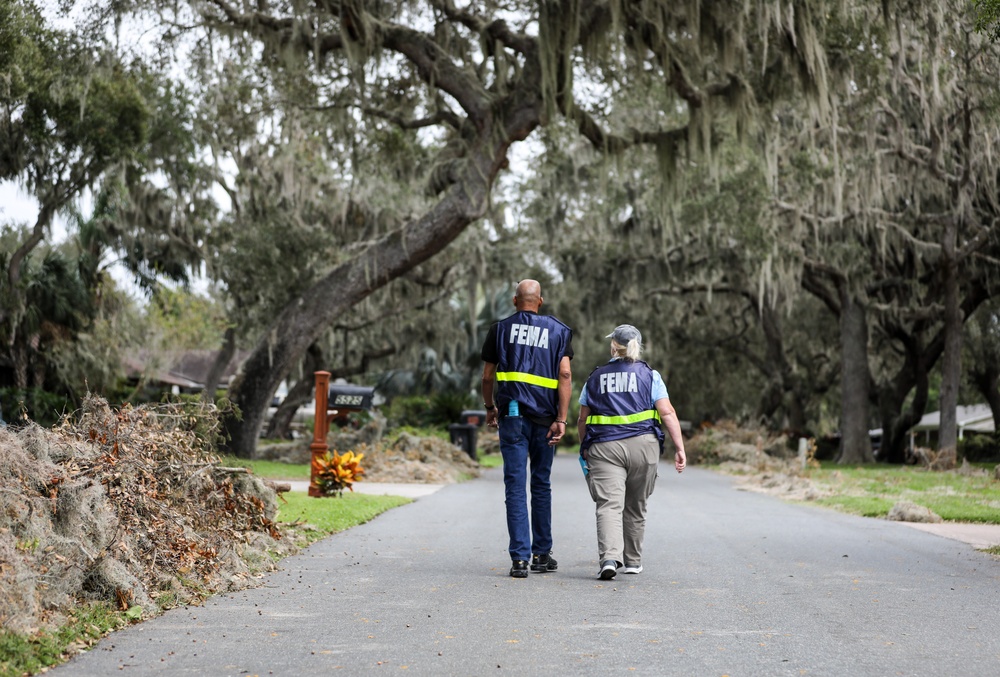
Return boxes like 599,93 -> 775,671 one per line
309,372 -> 375,497
328,384 -> 375,412
460,410 -> 488,426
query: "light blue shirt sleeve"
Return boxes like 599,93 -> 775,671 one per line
579,382 -> 589,407
651,370 -> 668,405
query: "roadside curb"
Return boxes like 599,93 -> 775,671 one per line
895,521 -> 1000,550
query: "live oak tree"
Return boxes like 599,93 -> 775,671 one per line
526,2 -> 1000,466
873,3 -> 1000,467
7,0 -> 993,463
156,0 -> 1000,465
118,0 -> 837,457
746,1 -> 1000,465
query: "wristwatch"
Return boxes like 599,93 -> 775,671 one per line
484,403 -> 497,411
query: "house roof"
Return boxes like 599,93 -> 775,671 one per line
124,349 -> 250,390
910,404 -> 995,433
869,403 -> 996,437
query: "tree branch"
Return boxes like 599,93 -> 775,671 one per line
381,22 -> 492,121
429,1 -> 534,54
878,96 -> 961,186
201,0 -> 341,52
361,107 -> 461,130
568,101 -> 688,154
801,262 -> 843,316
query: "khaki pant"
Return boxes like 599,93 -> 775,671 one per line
586,434 -> 660,568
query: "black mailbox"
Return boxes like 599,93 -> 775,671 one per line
460,410 -> 488,426
327,384 -> 375,411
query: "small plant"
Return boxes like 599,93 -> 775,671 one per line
805,437 -> 821,470
314,449 -> 365,497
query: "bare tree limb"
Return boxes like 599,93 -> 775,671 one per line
568,101 -> 688,154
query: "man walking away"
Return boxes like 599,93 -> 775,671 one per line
481,280 -> 573,578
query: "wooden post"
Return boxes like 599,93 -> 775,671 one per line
309,371 -> 331,497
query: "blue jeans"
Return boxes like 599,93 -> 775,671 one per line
499,415 -> 554,562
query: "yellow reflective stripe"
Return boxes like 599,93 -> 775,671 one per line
586,410 -> 661,425
496,371 -> 559,389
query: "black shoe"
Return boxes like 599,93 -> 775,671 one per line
531,552 -> 558,573
510,560 -> 529,578
599,560 -> 618,580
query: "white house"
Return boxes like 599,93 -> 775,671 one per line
908,403 -> 995,447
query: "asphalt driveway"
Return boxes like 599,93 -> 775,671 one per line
54,455 -> 1000,676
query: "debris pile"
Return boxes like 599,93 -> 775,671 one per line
887,500 -> 943,523
686,420 -> 795,471
361,432 -> 481,484
256,414 -> 483,485
0,396 -> 294,634
687,420 -> 826,500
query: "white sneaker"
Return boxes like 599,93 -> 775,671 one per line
622,564 -> 643,574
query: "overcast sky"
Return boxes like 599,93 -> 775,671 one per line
0,181 -> 40,226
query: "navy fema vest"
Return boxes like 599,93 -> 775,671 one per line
581,360 -> 664,451
493,310 -> 571,419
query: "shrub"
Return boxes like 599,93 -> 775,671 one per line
0,387 -> 74,427
384,395 -> 434,427
958,432 -> 1000,463
384,392 -> 474,428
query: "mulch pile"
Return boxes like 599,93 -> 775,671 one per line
0,396 -> 295,634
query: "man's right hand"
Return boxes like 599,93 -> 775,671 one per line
486,408 -> 499,428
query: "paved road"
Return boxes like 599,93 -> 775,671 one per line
56,456 -> 1000,676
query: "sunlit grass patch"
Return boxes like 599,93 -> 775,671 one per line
814,495 -> 895,517
276,491 -> 410,546
478,453 -> 503,469
805,463 -> 1000,523
220,456 -> 311,480
917,496 -> 1000,523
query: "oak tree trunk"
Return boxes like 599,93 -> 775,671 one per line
837,296 -> 874,464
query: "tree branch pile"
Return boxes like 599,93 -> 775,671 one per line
0,396 -> 296,634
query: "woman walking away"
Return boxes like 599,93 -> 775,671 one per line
577,324 -> 686,581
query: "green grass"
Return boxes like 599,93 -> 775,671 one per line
815,495 -> 896,517
220,456 -> 312,480
276,491 -> 411,546
0,603 -> 127,677
478,453 -> 503,469
803,462 -> 1000,523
